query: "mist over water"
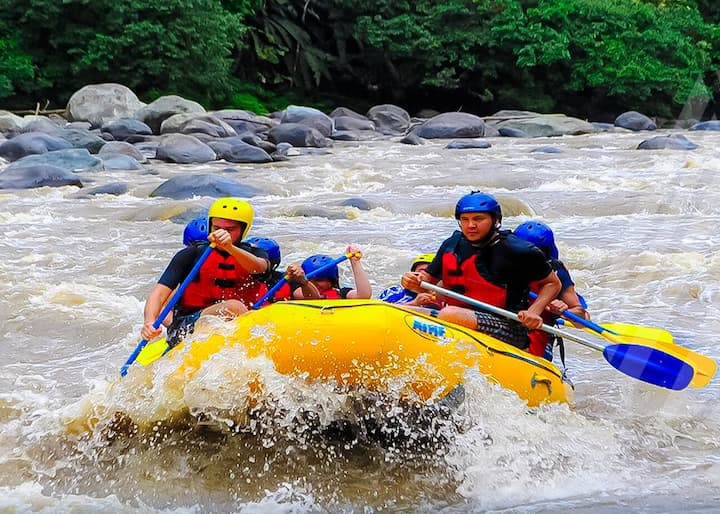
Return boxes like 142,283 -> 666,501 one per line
1,130 -> 719,512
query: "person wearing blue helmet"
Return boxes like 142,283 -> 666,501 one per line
514,220 -> 589,360
183,217 -> 209,246
292,245 -> 372,299
401,192 -> 560,350
243,236 -> 317,302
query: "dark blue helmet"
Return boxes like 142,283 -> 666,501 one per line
301,254 -> 339,282
455,192 -> 502,225
183,217 -> 208,246
514,220 -> 559,259
245,237 -> 281,268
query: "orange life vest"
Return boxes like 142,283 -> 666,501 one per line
441,251 -> 507,308
179,249 -> 267,313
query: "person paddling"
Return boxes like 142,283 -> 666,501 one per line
514,220 -> 589,360
378,253 -> 442,308
401,192 -> 560,350
141,198 -> 270,347
292,245 -> 372,299
182,216 -> 208,246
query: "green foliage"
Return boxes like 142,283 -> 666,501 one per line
228,92 -> 268,114
0,0 -> 241,106
350,0 -> 508,90
492,0 -> 714,114
230,0 -> 336,91
0,29 -> 36,100
342,0 -> 718,115
1,0 -> 719,117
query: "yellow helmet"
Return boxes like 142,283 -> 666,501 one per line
411,253 -> 436,271
207,197 -> 254,240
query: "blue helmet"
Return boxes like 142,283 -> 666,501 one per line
302,254 -> 339,283
183,217 -> 208,246
514,220 -> 559,259
245,237 -> 281,268
455,192 -> 502,225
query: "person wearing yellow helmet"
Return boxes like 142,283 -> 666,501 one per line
377,253 -> 441,308
141,197 -> 270,346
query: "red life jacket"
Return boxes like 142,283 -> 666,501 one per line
270,282 -> 292,302
180,249 -> 267,312
527,315 -> 555,356
320,288 -> 341,299
526,272 -> 561,357
441,251 -> 507,308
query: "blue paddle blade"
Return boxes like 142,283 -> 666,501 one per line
603,344 -> 694,391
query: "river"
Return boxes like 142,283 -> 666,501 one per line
1,129 -> 718,512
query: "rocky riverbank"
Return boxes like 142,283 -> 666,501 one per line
0,82 -> 714,193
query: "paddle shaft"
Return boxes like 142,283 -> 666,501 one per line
421,281 -> 695,391
422,282 -> 605,353
528,291 -> 612,335
120,244 -> 215,376
253,254 -> 352,309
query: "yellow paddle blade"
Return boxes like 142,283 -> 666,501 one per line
600,323 -> 674,344
135,338 -> 170,366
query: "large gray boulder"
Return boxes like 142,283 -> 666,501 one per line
66,83 -> 146,127
155,134 -> 216,164
637,134 -> 698,150
0,132 -> 74,161
0,111 -> 24,133
18,116 -> 64,135
149,174 -> 263,199
212,109 -> 278,133
281,106 -> 334,136
0,164 -> 83,189
329,107 -> 367,120
268,123 -> 328,147
101,155 -> 144,170
333,116 -> 375,132
134,95 -> 206,134
159,113 -> 236,138
206,138 -> 273,163
101,118 -> 153,141
98,141 -> 148,163
614,111 -> 656,131
414,112 -> 499,139
689,121 -> 720,131
366,104 -> 411,134
57,128 -> 107,153
5,148 -> 104,173
494,115 -> 593,137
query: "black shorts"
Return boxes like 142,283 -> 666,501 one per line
167,311 -> 202,347
474,311 -> 529,350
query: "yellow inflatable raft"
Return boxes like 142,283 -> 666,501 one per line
152,300 -> 572,407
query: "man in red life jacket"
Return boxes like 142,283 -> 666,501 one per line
141,197 -> 270,346
401,192 -> 561,350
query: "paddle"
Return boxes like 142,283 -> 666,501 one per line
528,292 -> 716,388
120,244 -> 215,377
253,253 -> 354,309
420,282 -> 695,391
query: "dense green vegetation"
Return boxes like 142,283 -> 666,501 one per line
1,0 -> 719,119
